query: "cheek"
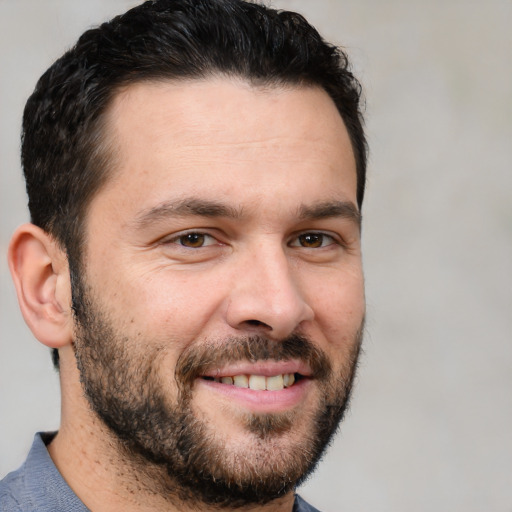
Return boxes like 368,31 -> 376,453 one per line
117,270 -> 230,344
307,268 -> 365,345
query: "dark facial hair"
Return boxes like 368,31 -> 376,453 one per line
71,274 -> 362,508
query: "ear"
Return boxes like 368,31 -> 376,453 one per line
8,223 -> 73,348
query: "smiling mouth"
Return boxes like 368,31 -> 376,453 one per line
202,373 -> 300,391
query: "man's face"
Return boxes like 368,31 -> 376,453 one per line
73,78 -> 365,506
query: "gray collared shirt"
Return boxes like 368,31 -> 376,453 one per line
0,433 -> 321,511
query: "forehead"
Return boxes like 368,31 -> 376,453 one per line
92,78 -> 357,222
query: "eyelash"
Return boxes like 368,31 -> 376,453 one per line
166,230 -> 340,249
289,232 -> 338,249
171,232 -> 218,248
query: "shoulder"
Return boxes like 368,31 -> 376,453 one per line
0,432 -> 88,512
0,467 -> 28,511
0,433 -> 51,511
294,493 -> 323,512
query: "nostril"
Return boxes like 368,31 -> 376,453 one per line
244,319 -> 271,329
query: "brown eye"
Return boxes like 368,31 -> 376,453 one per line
298,233 -> 324,248
179,233 -> 206,248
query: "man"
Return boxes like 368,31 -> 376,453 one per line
1,0 -> 367,510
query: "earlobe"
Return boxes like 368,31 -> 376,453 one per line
8,223 -> 73,348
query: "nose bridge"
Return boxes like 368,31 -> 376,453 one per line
225,237 -> 314,338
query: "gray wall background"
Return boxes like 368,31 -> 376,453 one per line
1,1 -> 511,511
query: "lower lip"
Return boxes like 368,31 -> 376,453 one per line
196,378 -> 311,413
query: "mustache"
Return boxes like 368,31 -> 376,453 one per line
175,333 -> 331,391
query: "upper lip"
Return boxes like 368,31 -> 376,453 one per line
199,360 -> 313,379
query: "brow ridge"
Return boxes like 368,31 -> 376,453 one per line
134,198 -> 243,229
298,200 -> 361,227
133,197 -> 360,229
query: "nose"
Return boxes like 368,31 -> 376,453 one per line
225,244 -> 314,339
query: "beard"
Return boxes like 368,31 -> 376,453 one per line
71,275 -> 363,508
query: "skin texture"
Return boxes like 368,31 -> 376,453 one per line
9,78 -> 365,512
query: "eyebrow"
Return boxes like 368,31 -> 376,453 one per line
298,201 -> 361,227
133,197 -> 361,230
133,198 -> 242,229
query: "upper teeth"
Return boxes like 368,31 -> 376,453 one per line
214,373 -> 295,391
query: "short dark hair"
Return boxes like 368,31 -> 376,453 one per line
21,0 -> 367,367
